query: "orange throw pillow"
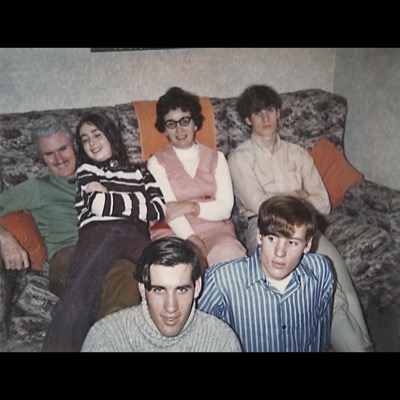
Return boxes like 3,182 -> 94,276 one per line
310,138 -> 363,209
0,210 -> 47,270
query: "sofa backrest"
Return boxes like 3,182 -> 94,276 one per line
223,88 -> 347,155
0,89 -> 347,192
0,106 -> 117,190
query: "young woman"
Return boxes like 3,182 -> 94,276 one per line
42,112 -> 165,352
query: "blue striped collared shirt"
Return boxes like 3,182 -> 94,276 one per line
197,248 -> 334,352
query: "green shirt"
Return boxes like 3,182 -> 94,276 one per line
0,174 -> 78,259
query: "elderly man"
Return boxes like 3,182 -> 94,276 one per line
0,118 -> 139,322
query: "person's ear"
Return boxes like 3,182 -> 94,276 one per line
193,277 -> 202,299
303,237 -> 313,254
277,108 -> 280,120
244,116 -> 252,126
256,227 -> 262,245
138,282 -> 146,299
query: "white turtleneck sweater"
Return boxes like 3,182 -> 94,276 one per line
147,143 -> 234,239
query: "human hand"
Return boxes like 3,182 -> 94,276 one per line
0,229 -> 30,270
84,182 -> 108,193
165,201 -> 194,223
186,234 -> 209,272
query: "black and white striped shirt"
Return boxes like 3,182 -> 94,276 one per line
75,162 -> 165,229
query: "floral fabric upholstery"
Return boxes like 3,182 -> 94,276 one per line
325,179 -> 400,308
1,89 -> 399,351
0,107 -> 118,189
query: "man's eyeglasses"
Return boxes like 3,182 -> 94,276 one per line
164,116 -> 192,130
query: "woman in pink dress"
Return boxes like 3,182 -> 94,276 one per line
147,87 -> 247,269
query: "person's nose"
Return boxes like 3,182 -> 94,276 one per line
261,110 -> 270,122
164,292 -> 178,313
88,138 -> 96,148
53,151 -> 63,165
274,239 -> 287,257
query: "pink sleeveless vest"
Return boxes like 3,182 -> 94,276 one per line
150,143 -> 247,264
150,142 -> 219,238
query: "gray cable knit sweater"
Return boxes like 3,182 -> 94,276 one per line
81,299 -> 242,352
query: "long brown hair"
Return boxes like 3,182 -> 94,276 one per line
75,112 -> 128,167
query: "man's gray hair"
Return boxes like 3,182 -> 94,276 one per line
31,117 -> 74,151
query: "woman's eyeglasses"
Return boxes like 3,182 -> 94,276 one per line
164,116 -> 192,130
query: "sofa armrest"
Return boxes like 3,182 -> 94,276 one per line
324,180 -> 400,309
388,185 -> 400,247
338,179 -> 400,246
324,212 -> 393,278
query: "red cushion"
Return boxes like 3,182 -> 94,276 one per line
310,138 -> 363,209
0,210 -> 47,270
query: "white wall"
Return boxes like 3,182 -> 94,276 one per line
334,48 -> 400,191
0,48 -> 334,112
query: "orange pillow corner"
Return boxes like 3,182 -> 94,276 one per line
310,138 -> 363,208
0,210 -> 47,270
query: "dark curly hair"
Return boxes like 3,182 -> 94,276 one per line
237,85 -> 282,121
155,87 -> 204,133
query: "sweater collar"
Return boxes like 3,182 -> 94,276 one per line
139,296 -> 198,348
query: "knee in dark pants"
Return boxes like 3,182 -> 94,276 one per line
48,246 -> 75,297
97,258 -> 141,320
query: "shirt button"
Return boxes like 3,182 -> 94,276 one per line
282,325 -> 287,330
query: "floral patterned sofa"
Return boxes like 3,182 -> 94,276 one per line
1,89 -> 400,351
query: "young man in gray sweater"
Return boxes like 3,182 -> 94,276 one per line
82,237 -> 242,352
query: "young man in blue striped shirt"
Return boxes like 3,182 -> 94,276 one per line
197,195 -> 334,352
